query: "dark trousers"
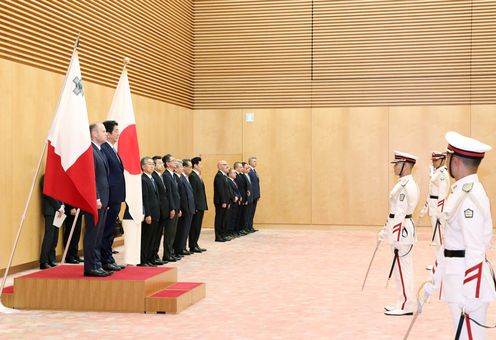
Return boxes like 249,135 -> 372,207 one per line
63,212 -> 82,261
141,220 -> 156,264
152,219 -> 166,260
189,210 -> 204,249
162,212 -> 178,260
40,215 -> 58,264
226,204 -> 239,233
248,199 -> 259,228
214,204 -> 227,239
175,212 -> 193,253
238,204 -> 249,230
84,208 -> 107,272
100,202 -> 121,264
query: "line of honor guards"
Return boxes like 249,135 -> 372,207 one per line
378,131 -> 496,339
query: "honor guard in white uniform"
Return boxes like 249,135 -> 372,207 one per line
379,151 -> 420,316
420,151 -> 450,270
424,132 -> 496,340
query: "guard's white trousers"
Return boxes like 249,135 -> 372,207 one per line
448,302 -> 489,340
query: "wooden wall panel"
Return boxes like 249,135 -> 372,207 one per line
311,107 -> 389,225
388,106 -> 471,225
242,108 -> 312,224
470,105 -> 496,219
0,0 -> 193,108
0,59 -> 193,270
193,109 -> 243,155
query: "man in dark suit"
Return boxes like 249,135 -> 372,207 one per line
213,160 -> 230,242
100,120 -> 126,271
84,123 -> 111,277
151,156 -> 169,265
234,162 -> 248,236
226,168 -> 241,238
140,157 -> 161,266
247,156 -> 260,232
243,162 -> 255,233
174,160 -> 196,256
161,154 -> 181,262
62,203 -> 83,264
39,174 -> 64,269
188,156 -> 208,252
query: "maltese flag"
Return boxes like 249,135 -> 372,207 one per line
44,49 -> 98,222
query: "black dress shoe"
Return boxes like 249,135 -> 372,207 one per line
84,269 -> 111,277
112,250 -> 119,254
152,259 -> 166,265
146,262 -> 157,267
103,263 -> 121,271
137,263 -> 150,267
65,258 -> 79,264
179,250 -> 191,256
190,248 -> 202,253
164,257 -> 176,262
112,263 -> 126,270
196,245 -> 207,252
40,263 -> 51,270
215,238 -> 226,242
49,262 -> 58,267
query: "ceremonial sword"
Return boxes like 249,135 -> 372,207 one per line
361,239 -> 382,291
403,281 -> 431,340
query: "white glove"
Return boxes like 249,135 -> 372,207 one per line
419,206 -> 428,218
378,228 -> 386,241
423,281 -> 436,301
460,298 -> 482,315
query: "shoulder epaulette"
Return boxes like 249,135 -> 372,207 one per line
462,182 -> 474,193
401,178 -> 409,187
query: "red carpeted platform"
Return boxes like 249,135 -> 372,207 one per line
7,265 -> 205,313
1,286 -> 14,308
146,282 -> 206,314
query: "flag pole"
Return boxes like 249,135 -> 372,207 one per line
0,35 -> 81,314
60,208 -> 81,264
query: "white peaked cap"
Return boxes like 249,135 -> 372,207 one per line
391,150 -> 418,164
445,131 -> 491,159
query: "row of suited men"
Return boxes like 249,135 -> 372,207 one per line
39,120 -> 261,276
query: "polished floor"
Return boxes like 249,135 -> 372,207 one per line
1,227 -> 496,339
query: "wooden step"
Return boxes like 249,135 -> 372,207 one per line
145,282 -> 205,314
1,286 -> 14,308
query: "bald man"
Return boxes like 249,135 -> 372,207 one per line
213,160 -> 229,242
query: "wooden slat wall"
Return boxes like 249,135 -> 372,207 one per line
0,0 -> 193,108
194,0 -> 496,108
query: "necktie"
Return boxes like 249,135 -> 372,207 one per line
150,176 -> 157,192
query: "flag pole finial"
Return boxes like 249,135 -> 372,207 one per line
124,57 -> 131,66
74,34 -> 80,50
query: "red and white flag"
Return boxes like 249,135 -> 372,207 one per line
44,49 -> 98,222
107,64 -> 143,223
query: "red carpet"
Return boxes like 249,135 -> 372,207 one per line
150,289 -> 188,298
168,282 -> 202,290
18,265 -> 174,281
2,286 -> 13,294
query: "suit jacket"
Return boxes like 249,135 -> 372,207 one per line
227,178 -> 241,204
189,171 -> 208,211
92,143 -> 110,208
40,175 -> 63,215
249,168 -> 260,200
162,169 -> 180,211
245,173 -> 254,204
178,175 -> 196,214
213,171 -> 229,206
141,173 -> 160,221
100,142 -> 125,204
234,172 -> 247,203
152,171 -> 170,220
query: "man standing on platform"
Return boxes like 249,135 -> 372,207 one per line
188,156 -> 208,253
84,123 -> 111,277
234,162 -> 248,235
140,157 -> 160,266
175,160 -> 195,256
419,151 -> 450,270
162,154 -> 181,262
247,157 -> 260,232
243,162 -> 254,234
151,156 -> 169,265
423,132 -> 496,340
100,120 -> 126,272
214,160 -> 230,242
379,151 -> 419,316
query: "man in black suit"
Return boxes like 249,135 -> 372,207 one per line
174,160 -> 196,256
243,162 -> 255,233
39,174 -> 64,269
161,154 -> 181,262
247,156 -> 260,232
226,168 -> 241,238
84,123 -> 112,277
151,156 -> 169,265
188,156 -> 208,252
213,160 -> 230,242
234,162 -> 248,236
100,120 -> 126,271
62,203 -> 83,264
140,157 -> 161,266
